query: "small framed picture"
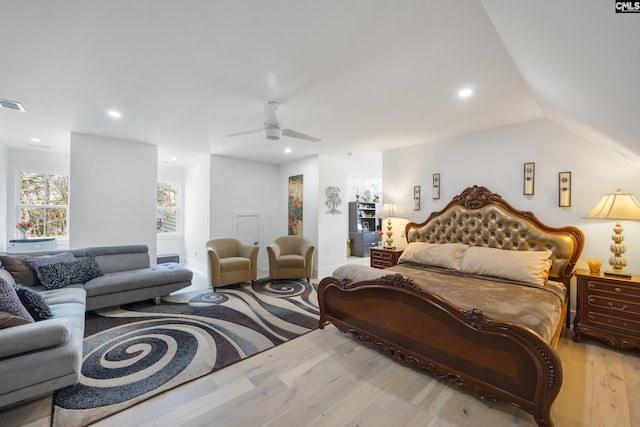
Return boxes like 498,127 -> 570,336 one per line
559,172 -> 571,207
523,162 -> 535,195
432,173 -> 440,200
413,186 -> 421,210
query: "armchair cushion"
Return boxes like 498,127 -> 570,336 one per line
276,255 -> 305,268
220,257 -> 251,272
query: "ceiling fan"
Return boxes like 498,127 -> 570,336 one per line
226,102 -> 321,142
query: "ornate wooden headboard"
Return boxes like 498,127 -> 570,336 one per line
405,186 -> 585,284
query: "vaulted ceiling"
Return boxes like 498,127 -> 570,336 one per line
0,1 -> 637,165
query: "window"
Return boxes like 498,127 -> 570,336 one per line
18,171 -> 69,238
156,182 -> 179,234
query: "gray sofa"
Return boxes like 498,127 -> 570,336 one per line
0,244 -> 193,408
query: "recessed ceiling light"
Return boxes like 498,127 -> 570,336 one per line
458,88 -> 473,98
30,138 -> 41,142
107,110 -> 122,118
170,157 -> 177,161
29,143 -> 51,149
284,148 -> 292,154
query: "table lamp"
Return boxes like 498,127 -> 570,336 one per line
586,189 -> 640,277
377,202 -> 400,249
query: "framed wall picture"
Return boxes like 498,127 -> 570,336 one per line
524,162 -> 535,195
288,174 -> 303,236
559,172 -> 571,207
432,173 -> 440,200
413,185 -> 421,210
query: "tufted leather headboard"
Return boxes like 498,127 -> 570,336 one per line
405,186 -> 584,284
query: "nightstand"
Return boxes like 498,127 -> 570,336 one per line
573,269 -> 640,350
370,247 -> 404,269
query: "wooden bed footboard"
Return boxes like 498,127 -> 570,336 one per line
318,274 -> 562,427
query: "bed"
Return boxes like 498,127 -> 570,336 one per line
318,186 -> 584,427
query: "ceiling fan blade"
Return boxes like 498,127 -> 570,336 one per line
282,128 -> 321,142
226,129 -> 263,138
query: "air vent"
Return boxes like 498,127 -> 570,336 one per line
0,98 -> 25,112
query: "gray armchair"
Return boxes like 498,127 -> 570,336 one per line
267,236 -> 315,283
206,238 -> 259,289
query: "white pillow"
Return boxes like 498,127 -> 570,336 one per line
398,242 -> 469,271
459,246 -> 552,287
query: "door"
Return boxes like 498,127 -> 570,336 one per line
232,211 -> 264,269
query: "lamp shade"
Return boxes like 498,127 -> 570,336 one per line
377,202 -> 399,218
586,190 -> 640,220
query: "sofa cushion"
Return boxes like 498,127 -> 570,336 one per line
87,245 -> 149,274
0,268 -> 16,286
13,285 -> 53,321
0,277 -> 34,323
35,256 -> 103,290
83,263 -> 192,297
0,317 -> 72,359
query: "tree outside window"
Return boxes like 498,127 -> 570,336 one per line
18,172 -> 69,238
157,182 -> 179,234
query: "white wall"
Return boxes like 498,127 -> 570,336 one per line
6,148 -> 70,248
280,156 -> 320,274
70,133 -> 157,260
0,144 -> 7,251
210,155 -> 279,272
317,155 -> 349,278
157,163 -> 186,259
347,152 -> 383,202
383,118 -> 640,316
183,156 -> 210,275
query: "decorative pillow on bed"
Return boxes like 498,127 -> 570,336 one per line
35,256 -> 103,290
459,246 -> 552,287
398,242 -> 469,271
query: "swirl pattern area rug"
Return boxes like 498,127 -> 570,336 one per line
52,279 -> 319,427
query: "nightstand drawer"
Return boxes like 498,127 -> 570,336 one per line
586,311 -> 640,334
372,251 -> 394,262
586,295 -> 640,316
371,259 -> 390,268
584,278 -> 640,299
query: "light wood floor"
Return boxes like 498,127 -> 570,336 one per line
2,325 -> 639,427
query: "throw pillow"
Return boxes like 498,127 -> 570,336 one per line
13,284 -> 53,321
0,311 -> 33,329
0,277 -> 34,323
459,246 -> 553,287
26,252 -> 76,269
36,256 -> 103,290
398,242 -> 470,271
0,255 -> 41,286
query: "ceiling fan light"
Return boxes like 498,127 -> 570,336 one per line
264,126 -> 281,140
